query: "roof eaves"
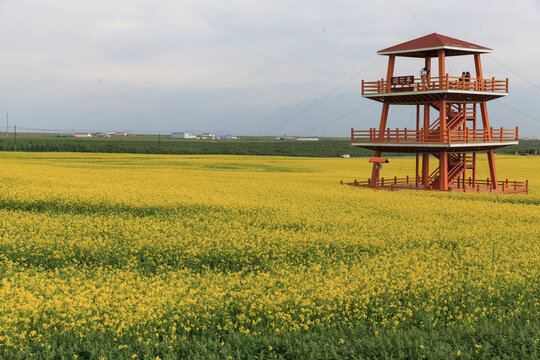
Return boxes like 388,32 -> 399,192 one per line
377,45 -> 492,56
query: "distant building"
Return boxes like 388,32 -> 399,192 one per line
197,132 -> 217,139
73,133 -> 93,138
276,136 -> 296,141
114,132 -> 128,136
169,132 -> 197,139
297,137 -> 319,141
215,135 -> 237,140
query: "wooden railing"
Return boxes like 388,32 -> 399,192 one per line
351,127 -> 519,144
362,74 -> 509,94
340,176 -> 528,193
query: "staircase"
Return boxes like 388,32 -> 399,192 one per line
428,153 -> 469,189
428,103 -> 474,134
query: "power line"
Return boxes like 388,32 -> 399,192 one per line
487,55 -> 540,91
493,100 -> 540,123
300,102 -> 375,136
264,57 -> 383,136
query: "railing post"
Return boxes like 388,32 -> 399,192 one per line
506,78 -> 509,93
445,73 -> 449,89
362,80 -> 365,95
396,128 -> 399,143
404,127 -> 407,141
351,128 -> 354,143
516,126 -> 519,141
492,77 -> 495,91
394,176 -> 397,185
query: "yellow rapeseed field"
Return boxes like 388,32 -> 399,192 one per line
0,152 -> 538,358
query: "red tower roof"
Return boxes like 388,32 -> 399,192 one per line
377,33 -> 491,57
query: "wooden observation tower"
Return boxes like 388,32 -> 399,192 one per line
343,33 -> 528,194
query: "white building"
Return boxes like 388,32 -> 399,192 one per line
168,132 -> 197,139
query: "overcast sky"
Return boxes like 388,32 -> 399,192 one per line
0,0 -> 539,136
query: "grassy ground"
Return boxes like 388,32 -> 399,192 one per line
0,153 -> 538,359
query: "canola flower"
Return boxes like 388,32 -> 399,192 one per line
0,152 -> 538,358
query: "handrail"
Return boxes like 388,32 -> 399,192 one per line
341,177 -> 528,193
362,75 -> 509,95
351,127 -> 519,144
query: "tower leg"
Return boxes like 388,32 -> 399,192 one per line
370,150 -> 382,188
487,150 -> 498,189
415,153 -> 419,187
472,152 -> 477,186
370,102 -> 391,188
422,102 -> 430,188
439,151 -> 448,190
422,153 -> 429,188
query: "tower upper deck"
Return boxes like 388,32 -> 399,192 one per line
363,34 -> 506,104
362,75 -> 508,104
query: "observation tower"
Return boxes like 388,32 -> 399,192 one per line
343,33 -> 528,194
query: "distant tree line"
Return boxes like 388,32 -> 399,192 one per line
0,134 -> 538,157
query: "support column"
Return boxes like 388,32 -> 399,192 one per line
474,53 -> 498,189
415,104 -> 419,186
438,50 -> 447,142
422,105 -> 430,188
370,103 -> 390,187
439,151 -> 448,190
370,55 -> 395,188
422,153 -> 429,188
439,100 -> 447,142
422,57 -> 431,188
487,150 -> 498,190
472,152 -> 476,186
438,50 -> 446,88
